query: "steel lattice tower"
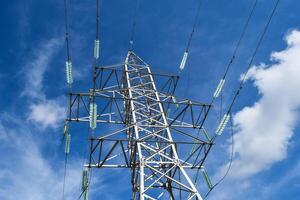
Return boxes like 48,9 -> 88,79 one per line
67,51 -> 213,199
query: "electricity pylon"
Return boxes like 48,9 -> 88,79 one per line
67,51 -> 213,199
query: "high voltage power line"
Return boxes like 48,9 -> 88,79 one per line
224,0 -> 281,118
179,0 -> 204,71
129,0 -> 140,50
60,0 -> 281,199
62,0 -> 72,199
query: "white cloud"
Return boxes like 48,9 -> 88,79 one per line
21,38 -> 66,129
228,29 -> 300,178
28,100 -> 66,129
22,38 -> 61,100
0,116 -> 81,200
0,123 -> 6,140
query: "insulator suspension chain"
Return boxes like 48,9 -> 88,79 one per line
215,113 -> 230,135
89,102 -> 97,129
66,60 -> 73,85
179,0 -> 203,71
81,168 -> 89,200
94,39 -> 100,59
200,166 -> 213,190
179,51 -> 188,70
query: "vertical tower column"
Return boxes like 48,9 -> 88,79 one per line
123,51 -> 203,200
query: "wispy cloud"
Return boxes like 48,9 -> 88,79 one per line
22,38 -> 61,100
0,113 -> 81,200
227,29 -> 300,178
28,100 -> 65,129
21,38 -> 66,129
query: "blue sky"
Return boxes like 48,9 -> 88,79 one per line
0,0 -> 300,199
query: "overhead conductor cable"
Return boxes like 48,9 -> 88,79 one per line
225,0 -> 280,119
211,0 -> 258,102
183,0 -> 259,191
82,2 -> 100,199
62,0 -> 73,199
90,0 -> 100,134
179,0 -> 203,71
129,0 -> 140,50
205,0 -> 259,137
204,113 -> 235,199
64,0 -> 73,86
92,0 -> 100,75
204,0 -> 281,198
192,0 -> 258,137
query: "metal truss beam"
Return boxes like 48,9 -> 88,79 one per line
68,51 -> 213,200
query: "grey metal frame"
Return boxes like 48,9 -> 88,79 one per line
67,51 -> 213,199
